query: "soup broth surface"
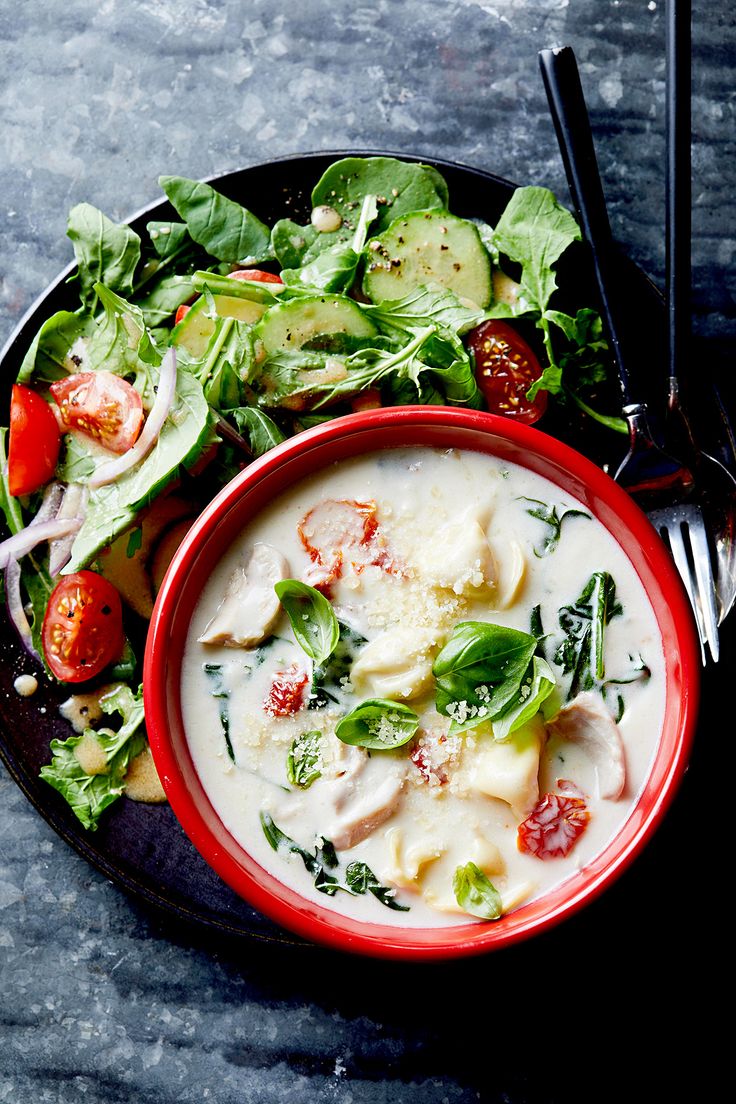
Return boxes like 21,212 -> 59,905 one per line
181,447 -> 665,926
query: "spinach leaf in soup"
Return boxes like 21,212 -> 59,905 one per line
345,861 -> 410,912
274,580 -> 340,668
554,572 -> 623,699
67,202 -> 142,313
160,175 -> 272,266
519,497 -> 591,557
309,620 -> 367,709
335,699 -> 419,750
453,862 -> 503,920
203,663 -> 235,763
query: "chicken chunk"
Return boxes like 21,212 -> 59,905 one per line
325,766 -> 405,850
198,543 -> 289,648
546,691 -> 626,800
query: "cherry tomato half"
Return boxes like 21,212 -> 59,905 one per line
8,384 -> 61,496
50,371 -> 144,454
42,570 -> 125,683
466,320 -> 547,424
230,268 -> 284,284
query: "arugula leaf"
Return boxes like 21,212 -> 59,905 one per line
84,285 -> 161,400
519,497 -> 591,557
274,579 -> 339,667
345,861 -> 410,912
335,699 -> 419,750
63,365 -> 213,572
67,203 -> 142,313
554,572 -> 623,699
364,284 -> 485,339
17,310 -> 94,385
490,656 -> 556,741
226,408 -> 285,458
160,175 -> 272,265
286,730 -> 322,788
453,862 -> 503,920
39,683 -> 146,830
203,662 -> 234,762
432,622 -> 537,732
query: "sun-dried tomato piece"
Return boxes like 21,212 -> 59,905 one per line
517,793 -> 590,860
263,664 -> 308,717
297,499 -> 400,593
556,778 -> 587,800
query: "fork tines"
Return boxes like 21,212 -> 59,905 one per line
648,503 -> 720,664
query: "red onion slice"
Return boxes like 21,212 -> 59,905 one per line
49,483 -> 89,577
87,348 -> 178,489
34,481 -> 66,525
0,517 -> 83,573
4,557 -> 39,661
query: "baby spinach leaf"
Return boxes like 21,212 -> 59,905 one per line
146,219 -> 192,261
452,862 -> 503,920
67,203 -> 142,313
281,195 -> 378,294
135,274 -> 196,328
286,730 -> 322,789
64,365 -> 213,572
311,156 -> 448,236
84,285 -> 161,395
160,176 -> 272,265
203,663 -> 234,762
345,861 -> 410,912
335,699 -> 419,750
274,579 -> 339,668
433,622 -> 537,730
270,218 -> 320,269
39,683 -> 146,830
554,572 -> 622,699
490,656 -> 556,741
17,310 -> 94,385
519,497 -> 591,557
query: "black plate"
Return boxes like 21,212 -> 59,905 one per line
0,150 -> 724,946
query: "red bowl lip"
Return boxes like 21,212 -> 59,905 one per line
143,406 -> 701,959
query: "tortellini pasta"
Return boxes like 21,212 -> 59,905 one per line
414,507 -> 497,597
349,625 -> 441,700
463,717 -> 545,820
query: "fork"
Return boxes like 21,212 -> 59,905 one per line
539,43 -> 720,663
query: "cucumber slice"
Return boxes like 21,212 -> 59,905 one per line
363,211 -> 492,308
255,294 -> 377,355
171,294 -> 267,357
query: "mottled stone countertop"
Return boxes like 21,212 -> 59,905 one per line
0,2 -> 732,1101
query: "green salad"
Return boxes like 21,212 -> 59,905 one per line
0,155 -> 622,830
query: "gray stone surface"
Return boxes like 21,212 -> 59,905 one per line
0,1 -> 731,1100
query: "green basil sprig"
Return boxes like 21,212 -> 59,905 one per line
453,862 -> 503,920
274,579 -> 340,668
432,622 -> 538,733
490,656 -> 556,741
286,731 -> 322,789
335,699 -> 419,750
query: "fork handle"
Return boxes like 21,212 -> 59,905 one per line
538,46 -> 635,408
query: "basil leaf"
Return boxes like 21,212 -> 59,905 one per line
286,730 -> 322,788
160,175 -> 271,265
309,620 -> 366,710
554,572 -> 623,699
274,579 -> 339,667
335,699 -> 419,750
67,203 -> 142,313
519,497 -> 591,557
432,622 -> 537,731
345,861 -> 410,912
452,862 -> 503,920
39,683 -> 146,830
203,663 -> 234,762
490,656 -> 556,741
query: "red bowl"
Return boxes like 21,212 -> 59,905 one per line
143,407 -> 700,959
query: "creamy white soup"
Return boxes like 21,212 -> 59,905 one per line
180,447 -> 665,926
